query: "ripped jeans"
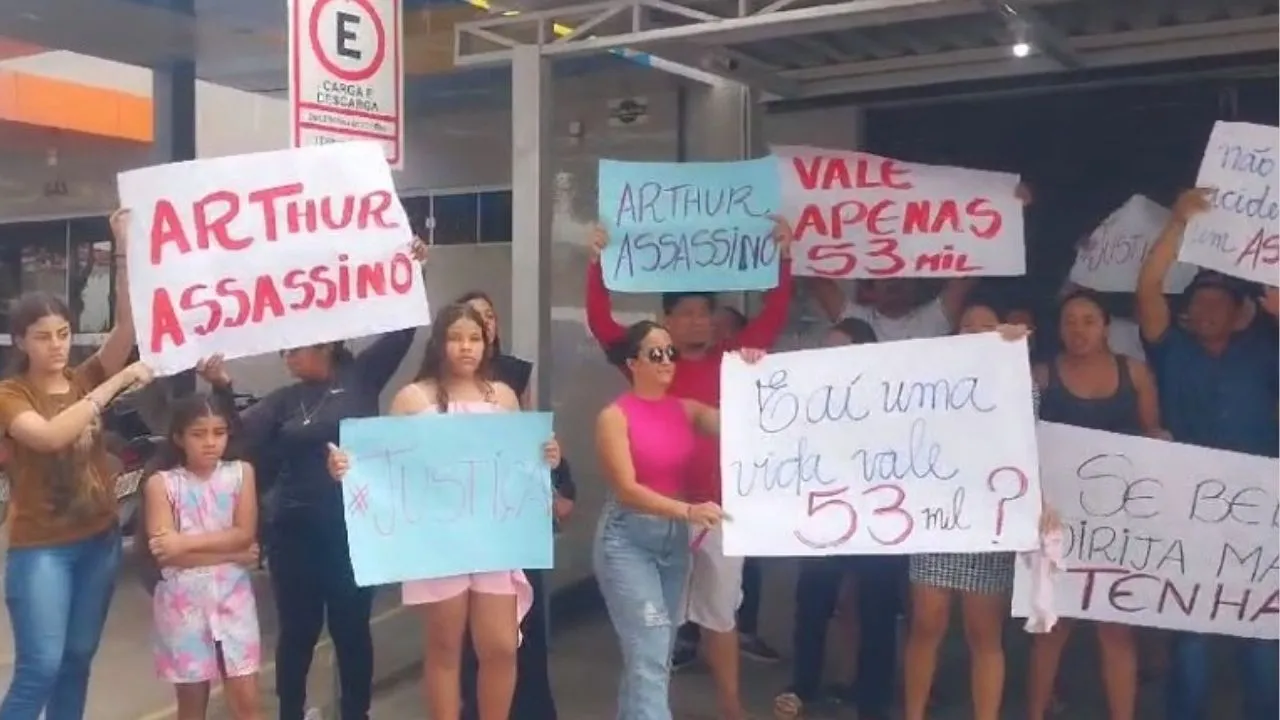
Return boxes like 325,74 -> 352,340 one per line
594,500 -> 690,720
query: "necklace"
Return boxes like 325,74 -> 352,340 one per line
298,386 -> 343,425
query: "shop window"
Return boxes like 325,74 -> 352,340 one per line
0,220 -> 69,369
68,217 -> 114,335
478,190 -> 513,244
432,193 -> 479,245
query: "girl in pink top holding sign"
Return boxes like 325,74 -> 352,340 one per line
327,303 -> 561,720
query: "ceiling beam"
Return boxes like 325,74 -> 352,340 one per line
455,0 -> 1013,66
983,0 -> 1083,69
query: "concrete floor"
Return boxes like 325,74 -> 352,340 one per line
0,542 -> 1252,719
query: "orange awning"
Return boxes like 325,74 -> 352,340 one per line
0,69 -> 152,142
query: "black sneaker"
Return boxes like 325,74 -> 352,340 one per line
738,633 -> 781,662
671,639 -> 697,671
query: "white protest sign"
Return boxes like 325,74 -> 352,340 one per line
720,333 -> 1041,556
289,0 -> 404,169
117,142 -> 430,376
1069,195 -> 1196,293
1179,121 -> 1278,286
773,145 -> 1025,279
1012,423 -> 1278,639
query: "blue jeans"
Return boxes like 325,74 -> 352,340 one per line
1166,632 -> 1279,720
0,527 -> 121,720
593,501 -> 690,720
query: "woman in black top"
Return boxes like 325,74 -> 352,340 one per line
1026,290 -> 1165,720
194,244 -> 427,720
455,290 -> 575,720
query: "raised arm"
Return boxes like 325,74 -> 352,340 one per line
93,209 -> 137,376
728,262 -> 793,351
586,226 -> 627,349
596,404 -> 688,519
1128,357 -> 1166,438
351,239 -> 429,388
680,399 -> 720,435
1136,189 -> 1209,343
353,327 -> 416,391
199,356 -> 287,458
0,362 -> 149,453
726,217 -> 796,350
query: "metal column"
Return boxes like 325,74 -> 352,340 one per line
509,45 -> 554,411
508,44 -> 555,647
152,58 -> 197,397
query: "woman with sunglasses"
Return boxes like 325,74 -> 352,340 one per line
594,320 -> 763,719
195,241 -> 428,720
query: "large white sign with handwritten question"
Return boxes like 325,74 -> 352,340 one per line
1012,423 -> 1278,639
1178,121 -> 1279,287
1069,195 -> 1197,293
719,333 -> 1042,556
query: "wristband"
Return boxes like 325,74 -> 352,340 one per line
85,395 -> 104,416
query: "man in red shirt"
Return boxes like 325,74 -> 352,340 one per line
586,219 -> 794,720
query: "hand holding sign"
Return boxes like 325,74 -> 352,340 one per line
195,354 -> 232,389
1173,187 -> 1212,224
327,442 -> 350,482
410,237 -> 429,264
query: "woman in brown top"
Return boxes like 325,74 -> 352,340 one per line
0,210 -> 152,720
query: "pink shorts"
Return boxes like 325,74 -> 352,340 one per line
402,571 -> 534,625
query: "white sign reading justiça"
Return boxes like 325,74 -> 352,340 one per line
289,0 -> 404,169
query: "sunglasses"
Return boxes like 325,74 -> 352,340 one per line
643,345 -> 679,364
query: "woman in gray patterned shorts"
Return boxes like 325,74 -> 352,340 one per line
900,302 -> 1048,720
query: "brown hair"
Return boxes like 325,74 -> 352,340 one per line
7,292 -> 73,375
455,290 -> 501,353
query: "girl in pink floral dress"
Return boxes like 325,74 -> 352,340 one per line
144,395 -> 262,719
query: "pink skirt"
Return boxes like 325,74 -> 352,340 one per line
402,571 -> 534,631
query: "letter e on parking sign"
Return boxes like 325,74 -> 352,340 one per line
289,0 -> 403,169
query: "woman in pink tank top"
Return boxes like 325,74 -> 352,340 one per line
327,303 -> 561,720
593,320 -> 728,720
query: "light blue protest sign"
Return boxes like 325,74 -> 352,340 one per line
340,412 -> 554,587
597,157 -> 783,293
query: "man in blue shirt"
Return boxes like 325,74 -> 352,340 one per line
1136,188 -> 1279,720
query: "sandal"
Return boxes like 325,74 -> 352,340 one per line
773,691 -> 803,719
